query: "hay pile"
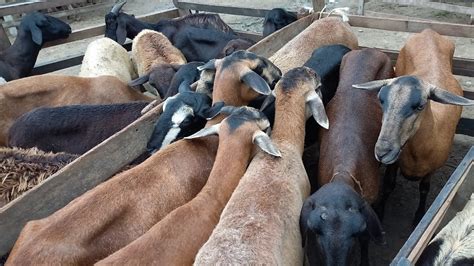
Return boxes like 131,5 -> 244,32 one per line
0,147 -> 78,204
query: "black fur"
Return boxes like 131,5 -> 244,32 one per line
0,12 -> 71,81
263,8 -> 297,37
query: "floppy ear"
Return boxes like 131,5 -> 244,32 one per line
29,23 -> 43,45
429,85 -> 474,106
116,19 -> 127,44
185,123 -> 220,139
178,81 -> 192,93
352,78 -> 396,91
198,59 -> 217,71
241,71 -> 271,95
129,74 -> 149,86
306,90 -> 329,129
252,130 -> 281,157
200,101 -> 225,120
361,201 -> 386,245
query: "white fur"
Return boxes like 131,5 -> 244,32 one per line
79,38 -> 137,83
0,77 -> 6,85
161,105 -> 194,149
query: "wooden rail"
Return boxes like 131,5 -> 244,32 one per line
0,0 -> 87,17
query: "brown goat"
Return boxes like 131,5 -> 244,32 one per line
301,48 -> 394,266
269,17 -> 358,74
0,147 -> 78,204
97,106 -> 280,265
6,51 -> 281,265
0,74 -> 152,146
195,67 -> 328,265
353,29 -> 474,224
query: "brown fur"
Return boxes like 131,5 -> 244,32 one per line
97,113 -> 264,265
269,17 -> 358,74
195,68 -> 319,265
318,49 -> 394,204
0,74 -> 152,146
0,147 -> 78,203
6,53 -> 279,265
395,29 -> 462,178
131,30 -> 186,76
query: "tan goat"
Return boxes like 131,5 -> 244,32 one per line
6,51 -> 281,265
269,16 -> 358,74
0,74 -> 152,146
97,106 -> 281,265
195,67 -> 328,265
132,29 -> 187,76
353,29 -> 474,224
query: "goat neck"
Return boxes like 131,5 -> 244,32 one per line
1,28 -> 40,80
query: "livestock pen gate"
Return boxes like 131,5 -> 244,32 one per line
0,0 -> 473,264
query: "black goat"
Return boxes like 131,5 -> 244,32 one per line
104,1 -> 240,62
0,12 -> 71,82
263,8 -> 297,37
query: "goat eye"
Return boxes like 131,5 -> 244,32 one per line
416,104 -> 425,111
348,207 -> 358,213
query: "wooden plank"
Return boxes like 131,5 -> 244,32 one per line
364,10 -> 433,22
0,102 -> 164,256
382,0 -> 474,15
312,0 -> 325,12
42,8 -> 179,48
0,0 -> 86,17
391,147 -> 474,265
348,14 -> 474,38
174,1 -> 272,17
248,14 -> 314,58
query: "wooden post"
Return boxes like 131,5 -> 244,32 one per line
172,0 -> 191,16
312,0 -> 325,12
358,0 -> 365,15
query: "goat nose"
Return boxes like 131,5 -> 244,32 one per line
375,140 -> 400,165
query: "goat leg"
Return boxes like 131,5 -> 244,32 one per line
375,163 -> 399,220
413,175 -> 431,226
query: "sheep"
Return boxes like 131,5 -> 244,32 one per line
6,51 -> 281,265
105,1 -> 234,45
353,29 -> 474,225
0,74 -> 153,146
269,17 -> 358,74
129,62 -> 203,100
131,29 -> 186,77
416,193 -> 474,266
97,106 -> 281,265
0,147 -> 78,204
194,67 -> 328,265
263,8 -> 297,37
79,37 -> 137,83
301,48 -> 394,266
0,12 -> 71,81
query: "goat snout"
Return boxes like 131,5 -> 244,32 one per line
375,139 -> 400,165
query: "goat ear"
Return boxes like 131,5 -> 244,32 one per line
198,59 -> 217,71
429,85 -> 474,106
352,78 -> 396,91
242,71 -> 272,95
252,130 -> 281,157
185,124 -> 220,139
259,90 -> 276,111
129,74 -> 150,86
201,101 -> 225,120
116,19 -> 127,45
30,23 -> 43,45
306,90 -> 329,129
361,201 -> 386,245
178,81 -> 192,93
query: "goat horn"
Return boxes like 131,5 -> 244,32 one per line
111,1 -> 127,14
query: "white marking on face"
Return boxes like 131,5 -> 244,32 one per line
160,104 -> 194,149
161,127 -> 181,149
0,77 -> 6,85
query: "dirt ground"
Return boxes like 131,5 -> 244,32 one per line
16,0 -> 474,264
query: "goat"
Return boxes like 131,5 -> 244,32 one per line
195,67 -> 328,265
0,74 -> 153,146
353,29 -> 474,225
97,106 -> 280,265
269,17 -> 358,74
416,193 -> 474,266
131,29 -> 186,77
79,37 -> 137,83
0,147 -> 78,204
129,62 -> 203,100
217,38 -> 255,58
7,51 -> 281,265
105,1 -> 234,45
301,48 -> 394,266
263,8 -> 297,37
0,12 -> 71,81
